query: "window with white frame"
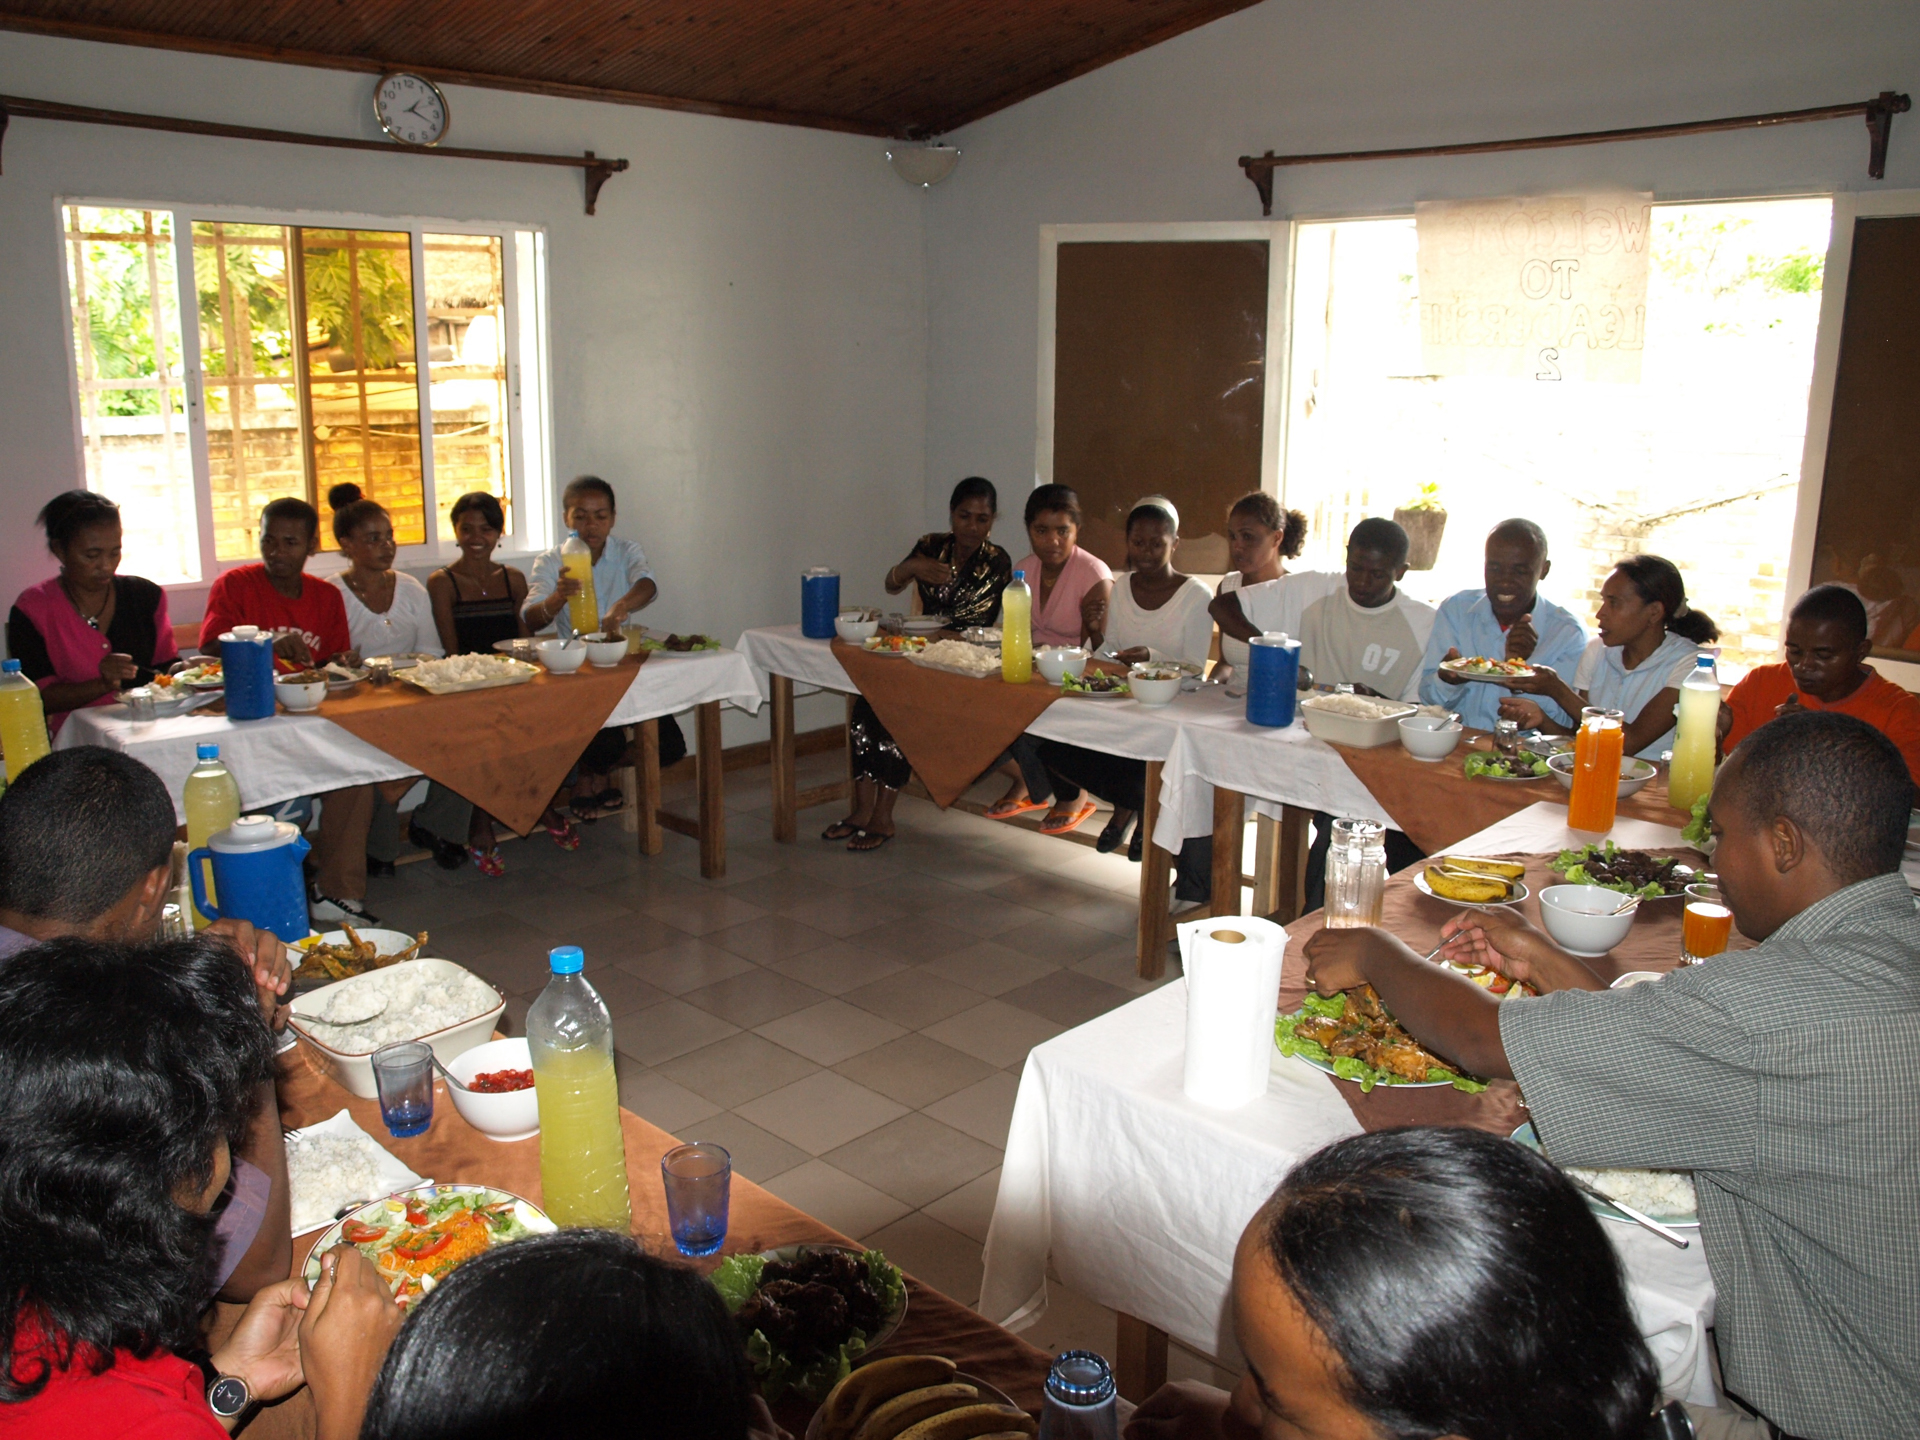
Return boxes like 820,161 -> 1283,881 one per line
60,204 -> 553,586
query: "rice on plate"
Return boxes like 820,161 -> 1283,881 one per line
1564,1165 -> 1697,1218
296,966 -> 499,1055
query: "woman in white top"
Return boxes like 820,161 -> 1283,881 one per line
1210,492 -> 1309,673
1499,555 -> 1718,759
326,485 -> 445,660
1035,500 -> 1217,858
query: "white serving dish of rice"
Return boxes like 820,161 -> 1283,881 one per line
291,958 -> 505,1099
1564,1165 -> 1699,1224
285,1109 -> 425,1234
1298,692 -> 1419,748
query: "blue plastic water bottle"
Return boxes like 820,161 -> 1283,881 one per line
1038,1350 -> 1118,1440
801,568 -> 840,639
1246,634 -> 1302,727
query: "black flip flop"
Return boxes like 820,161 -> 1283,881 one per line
847,828 -> 893,852
821,820 -> 860,842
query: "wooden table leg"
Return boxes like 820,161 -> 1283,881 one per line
636,719 -> 664,857
770,674 -> 797,844
1251,812 -> 1283,917
1272,804 -> 1311,922
696,701 -> 726,880
1210,787 -> 1245,918
1137,760 -> 1172,980
1115,1312 -> 1169,1403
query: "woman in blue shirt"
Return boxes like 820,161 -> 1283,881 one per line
1500,555 -> 1719,759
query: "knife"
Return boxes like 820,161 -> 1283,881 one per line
1568,1176 -> 1691,1248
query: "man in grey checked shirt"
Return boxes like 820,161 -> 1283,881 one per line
1301,710 -> 1918,1440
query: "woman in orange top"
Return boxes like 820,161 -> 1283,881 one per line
1720,584 -> 1920,784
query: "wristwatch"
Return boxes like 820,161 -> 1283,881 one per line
206,1373 -> 252,1420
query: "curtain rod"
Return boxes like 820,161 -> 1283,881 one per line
1237,92 -> 1909,216
0,93 -> 629,214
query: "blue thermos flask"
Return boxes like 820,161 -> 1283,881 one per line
801,568 -> 840,639
1246,633 -> 1302,728
220,626 -> 278,721
188,815 -> 311,942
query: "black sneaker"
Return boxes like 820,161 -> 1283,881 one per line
309,886 -> 382,927
409,822 -> 465,871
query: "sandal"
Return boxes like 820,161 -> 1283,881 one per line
846,828 -> 893,852
543,815 -> 582,851
469,846 -> 506,877
568,794 -> 601,822
985,796 -> 1049,821
590,787 -> 624,814
821,819 -> 861,842
1039,800 -> 1099,836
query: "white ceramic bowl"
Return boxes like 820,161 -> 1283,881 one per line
445,1036 -> 540,1142
275,675 -> 327,712
1610,970 -> 1665,988
297,929 -> 429,966
1546,750 -> 1658,797
1128,668 -> 1183,707
1537,884 -> 1637,958
536,639 -> 586,674
1036,647 -> 1088,683
834,612 -> 880,642
289,958 -> 505,1099
580,634 -> 629,668
1398,714 -> 1464,761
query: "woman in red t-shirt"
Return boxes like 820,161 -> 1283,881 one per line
0,936 -> 398,1439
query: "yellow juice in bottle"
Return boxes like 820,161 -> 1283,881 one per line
183,744 -> 240,927
1000,572 -> 1033,684
560,536 -> 599,637
0,661 -> 51,782
530,1038 -> 631,1229
1667,655 -> 1721,813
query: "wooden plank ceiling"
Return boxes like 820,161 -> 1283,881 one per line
0,1 -> 1263,136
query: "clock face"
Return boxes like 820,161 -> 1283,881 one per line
375,73 -> 449,147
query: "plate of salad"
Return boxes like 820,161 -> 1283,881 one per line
1549,841 -> 1694,898
1462,748 -> 1551,780
302,1183 -> 555,1304
1437,656 -> 1537,683
1275,990 -> 1487,1093
710,1244 -> 907,1403
1060,671 -> 1130,699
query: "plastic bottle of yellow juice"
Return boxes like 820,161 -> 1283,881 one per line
527,946 -> 631,1230
1667,654 -> 1721,813
559,535 -> 599,638
183,743 -> 241,926
0,661 -> 50,783
1000,570 -> 1033,684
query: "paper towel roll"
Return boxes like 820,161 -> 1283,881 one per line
1179,915 -> 1288,1109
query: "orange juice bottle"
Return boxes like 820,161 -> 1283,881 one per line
1567,707 -> 1624,835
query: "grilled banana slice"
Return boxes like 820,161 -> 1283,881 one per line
1435,854 -> 1526,880
1423,866 -> 1511,903
853,1384 -> 983,1440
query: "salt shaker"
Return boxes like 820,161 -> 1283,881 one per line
1494,717 -> 1521,757
1039,1350 -> 1118,1440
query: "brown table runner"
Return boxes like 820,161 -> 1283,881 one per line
308,658 -> 646,836
1329,731 -> 1697,852
209,1044 -> 1048,1437
1276,843 -> 1739,1136
833,639 -> 1063,807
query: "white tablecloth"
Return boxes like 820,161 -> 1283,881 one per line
733,627 -> 1387,845
978,801 -> 1720,1405
54,652 -> 763,822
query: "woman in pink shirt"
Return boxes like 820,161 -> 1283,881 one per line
984,485 -> 1113,819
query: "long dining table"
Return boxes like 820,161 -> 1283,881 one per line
56,647 -> 763,879
215,1034 -> 1053,1438
977,800 -> 1727,1408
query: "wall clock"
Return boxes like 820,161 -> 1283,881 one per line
374,73 -> 449,147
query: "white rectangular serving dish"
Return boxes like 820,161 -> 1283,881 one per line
290,958 -> 505,1099
1297,694 -> 1419,748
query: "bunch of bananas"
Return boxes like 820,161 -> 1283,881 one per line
1422,855 -> 1525,903
815,1356 -> 1036,1440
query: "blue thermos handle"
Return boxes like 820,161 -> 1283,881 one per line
186,847 -> 221,923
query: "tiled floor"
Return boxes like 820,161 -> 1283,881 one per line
367,747 -> 1234,1385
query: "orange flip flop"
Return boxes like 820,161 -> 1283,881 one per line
985,796 -> 1049,820
1039,799 -> 1098,835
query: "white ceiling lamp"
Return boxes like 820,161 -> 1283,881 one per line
886,142 -> 961,188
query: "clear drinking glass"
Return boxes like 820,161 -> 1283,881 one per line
1681,881 -> 1733,964
124,686 -> 157,727
660,1141 -> 732,1257
372,1041 -> 435,1138
1324,817 -> 1387,929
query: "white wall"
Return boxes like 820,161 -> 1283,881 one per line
0,32 -> 929,741
923,0 -> 1920,524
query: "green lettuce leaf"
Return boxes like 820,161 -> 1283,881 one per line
1301,991 -> 1346,1020
709,1254 -> 765,1313
1681,793 -> 1712,848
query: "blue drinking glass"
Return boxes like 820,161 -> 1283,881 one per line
372,1041 -> 434,1138
661,1141 -> 732,1256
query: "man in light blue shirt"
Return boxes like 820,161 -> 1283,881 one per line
1418,518 -> 1587,729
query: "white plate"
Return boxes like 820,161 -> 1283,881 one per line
1437,663 -> 1536,684
301,1183 -> 556,1299
1511,1123 -> 1699,1227
1282,1049 -> 1458,1090
1413,870 -> 1530,910
899,616 -> 949,634
862,637 -> 926,658
907,651 -> 999,680
632,628 -> 725,658
399,658 -> 541,695
285,1108 -> 425,1236
121,688 -> 205,718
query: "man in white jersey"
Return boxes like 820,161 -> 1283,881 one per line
1295,517 -> 1435,701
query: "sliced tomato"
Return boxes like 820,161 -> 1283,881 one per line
405,1202 -> 430,1226
341,1219 -> 386,1244
393,1229 -> 455,1261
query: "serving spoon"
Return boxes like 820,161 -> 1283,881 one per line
289,993 -> 389,1027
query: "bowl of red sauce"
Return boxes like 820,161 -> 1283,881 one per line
445,1036 -> 540,1142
